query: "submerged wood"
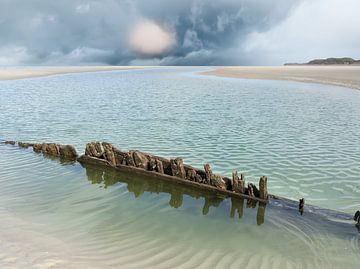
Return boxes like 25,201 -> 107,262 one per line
4,140 -> 269,203
259,176 -> 268,199
299,198 -> 305,215
5,141 -> 78,160
78,141 -> 269,203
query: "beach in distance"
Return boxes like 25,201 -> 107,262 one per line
2,65 -> 360,90
203,66 -> 360,90
0,66 -> 143,80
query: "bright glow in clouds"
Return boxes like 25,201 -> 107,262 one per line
129,21 -> 175,56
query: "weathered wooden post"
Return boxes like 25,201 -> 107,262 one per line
170,158 -> 186,178
257,202 -> 266,225
232,170 -> 245,194
156,159 -> 164,174
186,169 -> 197,181
132,150 -> 149,170
259,176 -> 268,199
239,173 -> 245,193
103,142 -> 116,166
232,170 -> 239,191
204,163 -> 212,185
299,198 -> 305,215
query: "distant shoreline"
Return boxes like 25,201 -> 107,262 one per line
0,66 -> 145,80
203,66 -> 360,90
2,65 -> 360,91
284,57 -> 360,66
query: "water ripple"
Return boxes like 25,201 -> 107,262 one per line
1,68 -> 360,268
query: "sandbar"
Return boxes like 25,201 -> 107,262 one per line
203,66 -> 360,90
0,66 -> 145,80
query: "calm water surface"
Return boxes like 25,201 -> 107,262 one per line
0,67 -> 359,268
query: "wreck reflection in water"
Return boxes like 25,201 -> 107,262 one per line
81,162 -> 267,225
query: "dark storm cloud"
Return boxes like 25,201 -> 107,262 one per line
0,0 -> 302,65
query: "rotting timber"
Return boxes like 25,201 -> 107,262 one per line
4,140 -> 269,203
3,139 -> 360,233
80,142 -> 269,203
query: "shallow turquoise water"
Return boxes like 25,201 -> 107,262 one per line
1,67 -> 359,211
0,67 -> 359,268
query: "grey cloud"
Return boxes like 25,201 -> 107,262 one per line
0,0 -> 302,65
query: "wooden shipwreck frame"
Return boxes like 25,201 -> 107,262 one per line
4,140 -> 269,203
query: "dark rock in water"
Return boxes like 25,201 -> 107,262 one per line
33,143 -> 43,152
132,151 -> 149,170
125,152 -> 135,166
155,159 -> 164,174
259,176 -> 268,199
204,163 -> 212,185
102,142 -> 116,166
59,145 -> 78,159
5,141 -> 16,145
170,158 -> 186,178
299,198 -> 305,215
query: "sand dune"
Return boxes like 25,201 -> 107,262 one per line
203,66 -> 360,90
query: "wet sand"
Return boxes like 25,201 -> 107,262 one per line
0,66 -> 145,80
203,66 -> 360,90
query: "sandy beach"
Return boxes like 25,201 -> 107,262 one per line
203,66 -> 360,90
0,66 -> 145,80
2,66 -> 360,91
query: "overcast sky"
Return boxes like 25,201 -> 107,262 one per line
0,0 -> 359,66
